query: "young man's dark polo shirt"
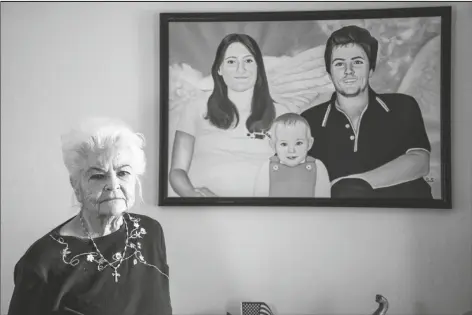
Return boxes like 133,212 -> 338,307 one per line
301,88 -> 432,198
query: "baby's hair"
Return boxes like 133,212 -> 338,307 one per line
269,113 -> 312,141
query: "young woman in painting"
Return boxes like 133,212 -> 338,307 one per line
169,33 -> 289,197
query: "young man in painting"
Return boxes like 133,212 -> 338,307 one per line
301,25 -> 433,198
254,113 -> 331,197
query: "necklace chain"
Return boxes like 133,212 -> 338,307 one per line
79,212 -> 129,283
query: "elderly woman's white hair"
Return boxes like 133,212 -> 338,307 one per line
61,117 -> 146,198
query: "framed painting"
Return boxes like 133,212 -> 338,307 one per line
158,6 -> 452,208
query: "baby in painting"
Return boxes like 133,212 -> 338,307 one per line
254,113 -> 331,197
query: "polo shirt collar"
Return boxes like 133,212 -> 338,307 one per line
321,88 -> 390,127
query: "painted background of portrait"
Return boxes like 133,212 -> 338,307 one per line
167,17 -> 443,199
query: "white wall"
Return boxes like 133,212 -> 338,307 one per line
1,2 -> 471,315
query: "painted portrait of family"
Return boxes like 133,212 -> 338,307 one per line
160,8 -> 451,208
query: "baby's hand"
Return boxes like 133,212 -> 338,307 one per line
194,187 -> 218,197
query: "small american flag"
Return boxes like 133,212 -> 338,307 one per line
241,302 -> 274,315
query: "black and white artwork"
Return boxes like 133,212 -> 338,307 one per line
159,7 -> 451,208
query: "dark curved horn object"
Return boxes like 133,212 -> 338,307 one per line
373,294 -> 389,315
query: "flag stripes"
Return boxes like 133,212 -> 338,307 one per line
241,302 -> 274,315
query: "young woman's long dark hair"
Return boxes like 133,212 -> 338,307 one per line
205,33 -> 275,133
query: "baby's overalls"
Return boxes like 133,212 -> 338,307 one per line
269,155 -> 317,197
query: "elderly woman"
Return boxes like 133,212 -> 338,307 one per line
8,118 -> 172,315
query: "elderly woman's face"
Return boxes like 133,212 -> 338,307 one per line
75,145 -> 137,216
218,42 -> 258,93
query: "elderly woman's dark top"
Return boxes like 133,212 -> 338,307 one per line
8,213 -> 172,315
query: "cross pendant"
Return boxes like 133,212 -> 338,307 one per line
112,271 -> 120,282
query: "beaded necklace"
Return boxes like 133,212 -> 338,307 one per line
79,212 -> 129,282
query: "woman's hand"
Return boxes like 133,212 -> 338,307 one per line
169,131 -> 198,197
194,187 -> 218,197
169,132 -> 218,198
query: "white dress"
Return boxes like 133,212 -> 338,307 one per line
174,95 -> 288,197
